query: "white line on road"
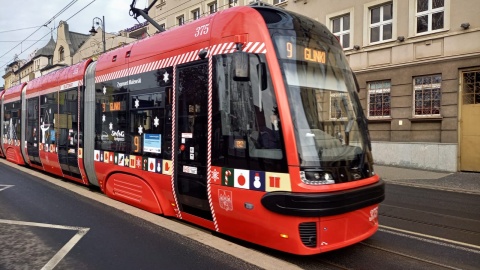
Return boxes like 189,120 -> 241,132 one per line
0,219 -> 90,270
41,228 -> 90,270
379,225 -> 480,253
0,184 -> 14,192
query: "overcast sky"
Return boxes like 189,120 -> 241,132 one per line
0,0 -> 149,87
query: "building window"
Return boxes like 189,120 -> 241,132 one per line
331,14 -> 350,49
177,15 -> 185,26
370,3 -> 393,43
274,0 -> 287,4
59,46 -> 64,62
413,74 -> 441,116
228,0 -> 237,8
192,9 -> 200,20
462,71 -> 480,105
368,80 -> 391,118
208,1 -> 217,14
416,0 -> 445,34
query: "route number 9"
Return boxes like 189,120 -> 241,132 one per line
133,136 -> 141,153
286,42 -> 293,58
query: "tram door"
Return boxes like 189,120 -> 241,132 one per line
175,60 -> 212,221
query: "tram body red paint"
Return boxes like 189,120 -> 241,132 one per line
0,6 -> 384,255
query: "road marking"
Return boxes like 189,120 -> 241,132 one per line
0,219 -> 90,270
379,225 -> 480,253
0,185 -> 14,192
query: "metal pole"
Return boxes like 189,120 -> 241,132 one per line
102,16 -> 106,52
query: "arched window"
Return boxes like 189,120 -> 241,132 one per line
59,46 -> 65,61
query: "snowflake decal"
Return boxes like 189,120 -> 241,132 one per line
153,116 -> 159,127
135,98 -> 140,108
163,71 -> 169,83
138,125 -> 143,135
102,115 -> 106,122
103,86 -> 107,95
212,170 -> 220,182
109,122 -> 113,130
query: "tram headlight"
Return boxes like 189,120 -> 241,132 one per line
300,171 -> 335,185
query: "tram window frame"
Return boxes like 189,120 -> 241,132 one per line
212,53 -> 288,172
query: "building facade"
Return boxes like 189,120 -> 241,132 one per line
146,0 -> 480,172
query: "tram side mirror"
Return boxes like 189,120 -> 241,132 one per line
258,63 -> 267,90
233,51 -> 250,81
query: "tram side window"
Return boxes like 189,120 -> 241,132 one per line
57,89 -> 79,147
95,92 -> 129,152
26,98 -> 39,145
40,93 -> 58,145
129,90 -> 168,158
3,101 -> 21,142
212,54 -> 287,172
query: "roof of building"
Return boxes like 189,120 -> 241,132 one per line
68,31 -> 89,55
34,36 -> 56,58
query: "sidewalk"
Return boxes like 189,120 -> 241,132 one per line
374,164 -> 480,194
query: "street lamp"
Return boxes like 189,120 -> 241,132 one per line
89,16 -> 106,53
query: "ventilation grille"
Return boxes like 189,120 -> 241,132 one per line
299,222 -> 317,248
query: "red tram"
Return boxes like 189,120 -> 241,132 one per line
0,6 -> 384,255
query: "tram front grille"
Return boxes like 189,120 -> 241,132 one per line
299,222 -> 317,248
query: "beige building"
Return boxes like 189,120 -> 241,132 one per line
2,59 -> 24,89
2,20 -> 139,86
283,0 -> 480,173
146,0 -> 480,172
73,26 -> 138,63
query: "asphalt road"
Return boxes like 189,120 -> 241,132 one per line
1,159 -> 479,270
0,161 -> 262,270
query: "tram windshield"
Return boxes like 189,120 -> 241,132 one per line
273,33 -> 370,168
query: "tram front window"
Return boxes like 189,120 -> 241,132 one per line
274,33 -> 371,170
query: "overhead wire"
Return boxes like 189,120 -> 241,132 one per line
0,0 -> 79,67
0,26 -> 45,34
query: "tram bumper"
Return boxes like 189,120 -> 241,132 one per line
261,179 -> 385,217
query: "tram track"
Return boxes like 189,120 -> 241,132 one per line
357,241 -> 464,270
379,202 -> 480,248
380,203 -> 480,236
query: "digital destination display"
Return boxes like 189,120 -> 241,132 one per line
275,36 -> 327,64
102,101 -> 127,112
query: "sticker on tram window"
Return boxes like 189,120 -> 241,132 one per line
183,165 -> 198,175
249,171 -> 266,191
181,133 -> 193,138
118,153 -> 125,166
143,133 -> 162,153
